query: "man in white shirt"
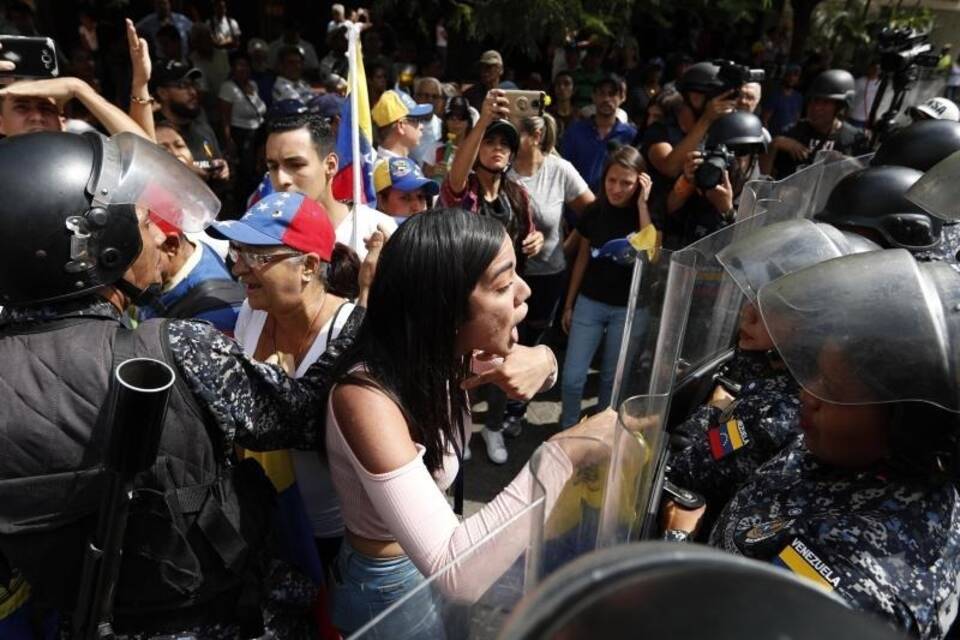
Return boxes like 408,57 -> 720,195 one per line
849,61 -> 884,129
372,89 -> 433,162
411,77 -> 446,170
264,111 -> 396,259
272,46 -> 315,104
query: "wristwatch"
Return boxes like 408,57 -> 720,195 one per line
663,529 -> 692,543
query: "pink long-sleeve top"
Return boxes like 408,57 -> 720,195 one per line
325,385 -> 573,601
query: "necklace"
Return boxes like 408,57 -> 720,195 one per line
268,290 -> 328,374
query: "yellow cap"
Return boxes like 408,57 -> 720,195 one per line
371,90 -> 433,128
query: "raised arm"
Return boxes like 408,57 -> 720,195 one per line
126,19 -> 155,141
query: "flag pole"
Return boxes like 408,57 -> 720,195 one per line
349,23 -> 361,252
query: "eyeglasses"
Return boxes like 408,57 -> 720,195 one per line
228,246 -> 303,268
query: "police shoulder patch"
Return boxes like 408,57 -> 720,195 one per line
707,418 -> 750,460
773,537 -> 842,591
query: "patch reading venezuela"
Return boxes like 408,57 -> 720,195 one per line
773,537 -> 841,591
707,418 -> 750,460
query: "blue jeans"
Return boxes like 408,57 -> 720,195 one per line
330,538 -> 444,639
560,294 -> 646,428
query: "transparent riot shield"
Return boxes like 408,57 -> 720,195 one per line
737,158 -> 826,221
349,433 -> 617,640
808,152 -> 872,216
601,180 -> 831,544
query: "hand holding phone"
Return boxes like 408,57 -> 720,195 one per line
502,90 -> 549,121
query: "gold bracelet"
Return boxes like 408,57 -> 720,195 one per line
130,95 -> 154,105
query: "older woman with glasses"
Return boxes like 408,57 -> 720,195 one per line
208,191 -> 372,631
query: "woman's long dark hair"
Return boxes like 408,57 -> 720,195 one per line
335,209 -> 507,472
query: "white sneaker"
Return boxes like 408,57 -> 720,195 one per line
481,427 -> 508,464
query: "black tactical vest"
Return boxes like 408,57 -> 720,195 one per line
0,315 -> 276,633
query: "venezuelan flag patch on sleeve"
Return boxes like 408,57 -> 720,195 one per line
773,537 -> 842,591
707,418 -> 750,460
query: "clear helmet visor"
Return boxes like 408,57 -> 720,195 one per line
90,132 -> 220,232
716,219 -> 881,301
757,249 -> 960,411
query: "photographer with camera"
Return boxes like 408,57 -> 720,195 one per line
763,69 -> 867,178
664,111 -> 767,248
641,60 -> 761,226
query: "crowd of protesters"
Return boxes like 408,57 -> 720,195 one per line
2,0 -> 960,638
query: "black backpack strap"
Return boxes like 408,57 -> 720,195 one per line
164,279 -> 245,320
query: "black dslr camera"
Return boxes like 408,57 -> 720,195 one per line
694,145 -> 736,190
713,59 -> 765,98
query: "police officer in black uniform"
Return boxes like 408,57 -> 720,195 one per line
765,69 -> 868,178
0,131 -> 365,638
663,110 -> 767,248
664,248 -> 960,639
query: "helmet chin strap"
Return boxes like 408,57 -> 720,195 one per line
115,278 -> 166,312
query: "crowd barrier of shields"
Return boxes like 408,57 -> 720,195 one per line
351,152 -> 886,640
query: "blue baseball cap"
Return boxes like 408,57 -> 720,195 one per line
308,93 -> 345,118
207,192 -> 335,261
373,157 -> 440,196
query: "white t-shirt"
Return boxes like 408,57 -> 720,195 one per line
235,299 -> 356,538
218,79 -> 267,130
850,77 -> 882,122
209,15 -> 240,44
509,154 -> 588,276
336,203 -> 398,259
272,76 -> 315,104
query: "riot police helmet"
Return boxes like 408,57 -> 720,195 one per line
871,119 -> 960,172
807,69 -> 856,109
705,111 -> 767,155
813,165 -> 938,251
0,131 -> 219,307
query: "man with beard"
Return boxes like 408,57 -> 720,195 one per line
153,59 -> 228,181
559,72 -> 637,192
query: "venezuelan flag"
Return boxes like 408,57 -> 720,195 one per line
332,29 -> 377,205
708,418 -> 749,460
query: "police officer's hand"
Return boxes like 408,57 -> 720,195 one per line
661,499 -> 706,535
209,158 -> 230,181
708,384 -> 735,411
682,151 -> 703,184
480,89 -> 510,124
775,136 -> 810,162
701,89 -> 738,124
521,230 -> 544,256
705,169 -> 734,216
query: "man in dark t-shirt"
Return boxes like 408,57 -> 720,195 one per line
763,69 -> 867,178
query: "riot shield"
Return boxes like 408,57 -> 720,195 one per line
498,542 -> 907,640
349,434 -> 616,640
602,178 -> 834,543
